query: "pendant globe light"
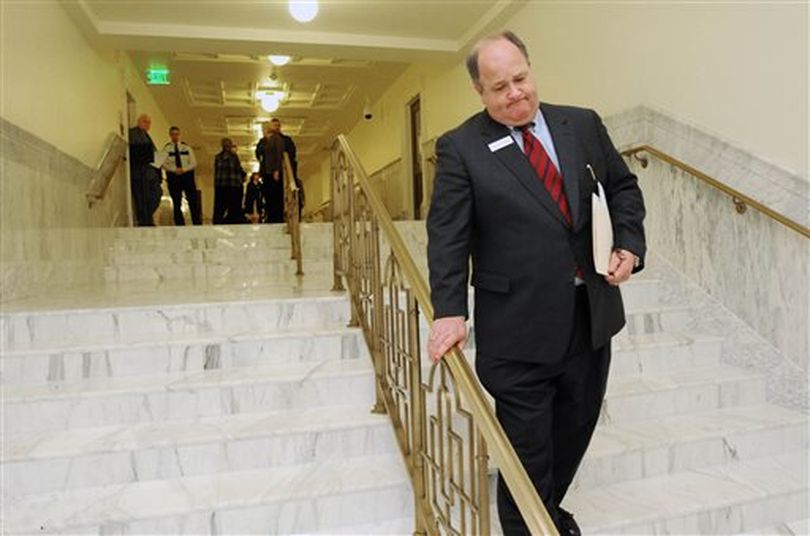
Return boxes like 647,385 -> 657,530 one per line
289,0 -> 318,23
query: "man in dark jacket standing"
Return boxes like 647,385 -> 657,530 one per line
271,117 -> 305,217
213,138 -> 246,224
426,31 -> 646,536
255,121 -> 285,223
128,114 -> 162,226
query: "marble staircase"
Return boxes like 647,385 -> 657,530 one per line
1,222 -> 807,534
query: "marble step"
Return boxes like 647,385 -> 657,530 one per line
2,405 -> 397,497
111,222 -> 334,239
599,364 -> 766,425
457,332 -> 722,381
103,258 -> 335,283
2,359 -> 377,435
2,453 -> 412,535
106,244 -> 334,265
574,404 -> 809,489
2,362 -> 764,436
567,449 -> 809,534
1,329 -> 720,388
1,325 -> 369,385
0,295 -> 350,352
108,233 -> 333,254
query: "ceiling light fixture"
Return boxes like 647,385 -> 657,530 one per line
268,55 -> 291,67
289,0 -> 318,23
259,91 -> 285,113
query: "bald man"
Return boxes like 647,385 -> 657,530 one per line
128,114 -> 162,226
426,31 -> 646,535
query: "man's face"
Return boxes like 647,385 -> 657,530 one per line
169,129 -> 180,143
270,120 -> 281,134
475,39 -> 539,127
222,139 -> 233,152
138,115 -> 151,131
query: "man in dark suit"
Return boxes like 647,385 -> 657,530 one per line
255,121 -> 285,223
128,114 -> 162,226
426,31 -> 646,536
271,117 -> 305,218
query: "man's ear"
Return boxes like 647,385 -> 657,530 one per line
473,82 -> 483,96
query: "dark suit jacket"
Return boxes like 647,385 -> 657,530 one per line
255,134 -> 285,177
427,103 -> 646,364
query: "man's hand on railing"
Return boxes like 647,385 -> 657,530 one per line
428,316 -> 468,362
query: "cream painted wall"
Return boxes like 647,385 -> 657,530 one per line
341,1 -> 807,193
0,0 -> 170,167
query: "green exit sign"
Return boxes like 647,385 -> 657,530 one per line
146,68 -> 170,85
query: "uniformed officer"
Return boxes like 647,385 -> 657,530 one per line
158,126 -> 201,225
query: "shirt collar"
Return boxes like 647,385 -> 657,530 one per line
512,108 -> 546,134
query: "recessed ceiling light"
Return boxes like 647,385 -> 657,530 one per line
268,55 -> 291,66
289,0 -> 318,23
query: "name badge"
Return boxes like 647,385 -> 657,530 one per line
488,136 -> 514,152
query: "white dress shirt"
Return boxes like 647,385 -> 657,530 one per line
157,141 -> 197,174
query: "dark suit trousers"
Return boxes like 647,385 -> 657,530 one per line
475,286 -> 611,535
213,186 -> 244,224
262,174 -> 285,223
166,171 -> 201,226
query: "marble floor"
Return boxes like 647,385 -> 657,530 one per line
1,222 -> 807,534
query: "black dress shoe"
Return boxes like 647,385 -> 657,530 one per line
557,508 -> 582,536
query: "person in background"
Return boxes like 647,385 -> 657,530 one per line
244,172 -> 264,224
213,137 -> 246,224
128,114 -> 162,226
255,121 -> 285,223
271,117 -> 305,218
157,126 -> 201,226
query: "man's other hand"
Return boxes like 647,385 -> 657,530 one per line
428,316 -> 467,362
605,248 -> 636,286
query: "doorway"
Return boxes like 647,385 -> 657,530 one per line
408,96 -> 423,219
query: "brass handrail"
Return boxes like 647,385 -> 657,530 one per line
331,134 -> 557,536
622,145 -> 809,238
283,153 -> 303,275
86,132 -> 128,207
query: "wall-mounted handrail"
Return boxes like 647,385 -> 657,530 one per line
331,134 -> 557,535
622,145 -> 809,238
283,153 -> 303,275
86,132 -> 128,206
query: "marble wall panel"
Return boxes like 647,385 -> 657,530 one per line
0,119 -> 128,302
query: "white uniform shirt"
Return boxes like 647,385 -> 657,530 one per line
157,141 -> 197,173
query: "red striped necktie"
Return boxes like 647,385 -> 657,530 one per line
520,125 -> 572,227
521,125 -> 584,280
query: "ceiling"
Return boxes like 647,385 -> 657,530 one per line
63,0 -> 526,184
128,50 -> 405,179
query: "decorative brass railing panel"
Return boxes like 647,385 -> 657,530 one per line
331,135 -> 557,536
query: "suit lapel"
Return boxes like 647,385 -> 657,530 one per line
480,112 -> 569,228
541,103 -> 582,230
